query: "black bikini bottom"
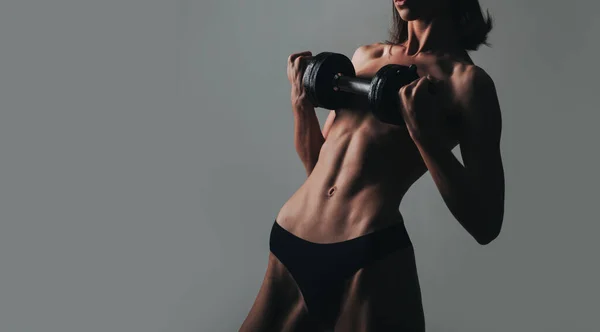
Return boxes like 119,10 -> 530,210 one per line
269,219 -> 413,327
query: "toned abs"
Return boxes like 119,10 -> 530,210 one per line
276,43 -> 468,242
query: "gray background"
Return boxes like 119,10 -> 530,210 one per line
0,0 -> 598,331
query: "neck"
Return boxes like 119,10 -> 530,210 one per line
403,14 -> 463,57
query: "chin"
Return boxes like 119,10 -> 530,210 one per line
396,8 -> 420,21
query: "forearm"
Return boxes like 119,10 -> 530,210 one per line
292,101 -> 325,176
412,135 -> 495,243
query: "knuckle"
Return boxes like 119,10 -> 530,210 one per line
400,86 -> 411,96
289,52 -> 303,62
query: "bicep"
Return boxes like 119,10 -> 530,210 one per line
458,69 -> 505,215
322,110 -> 336,139
458,69 -> 503,165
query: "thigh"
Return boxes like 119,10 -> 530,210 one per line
239,252 -> 321,332
334,245 -> 426,332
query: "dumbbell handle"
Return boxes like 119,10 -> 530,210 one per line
333,74 -> 371,96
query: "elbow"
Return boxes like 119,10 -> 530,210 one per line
470,199 -> 504,245
475,219 -> 503,246
476,230 -> 498,245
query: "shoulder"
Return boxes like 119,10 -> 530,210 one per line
352,43 -> 382,57
451,64 -> 498,111
449,63 -> 502,137
351,43 -> 386,67
455,64 -> 495,93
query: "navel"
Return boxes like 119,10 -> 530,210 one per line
327,186 -> 337,197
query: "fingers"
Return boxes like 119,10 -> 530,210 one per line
399,75 -> 436,99
398,76 -> 421,99
415,75 -> 434,94
287,51 -> 312,75
397,75 -> 441,115
287,51 -> 313,82
288,51 -> 312,65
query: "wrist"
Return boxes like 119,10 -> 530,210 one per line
291,94 -> 313,109
410,129 -> 440,148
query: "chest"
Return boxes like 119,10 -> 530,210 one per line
349,56 -> 464,142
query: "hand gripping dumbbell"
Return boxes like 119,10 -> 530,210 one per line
302,52 -> 419,125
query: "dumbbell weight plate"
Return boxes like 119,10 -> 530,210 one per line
302,52 -> 356,110
368,64 -> 419,125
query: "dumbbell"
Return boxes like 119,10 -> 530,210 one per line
302,52 -> 419,125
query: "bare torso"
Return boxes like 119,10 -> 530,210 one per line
240,43 -> 475,332
277,43 -> 471,240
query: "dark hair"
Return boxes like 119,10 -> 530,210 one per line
385,0 -> 493,51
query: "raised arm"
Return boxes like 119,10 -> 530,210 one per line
288,44 -> 370,176
287,51 -> 327,176
398,66 -> 505,245
292,100 -> 325,176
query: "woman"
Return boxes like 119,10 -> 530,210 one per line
240,0 -> 504,331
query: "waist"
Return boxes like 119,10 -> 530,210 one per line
276,184 -> 406,242
305,162 -> 415,206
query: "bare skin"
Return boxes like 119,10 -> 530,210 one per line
240,1 -> 505,331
